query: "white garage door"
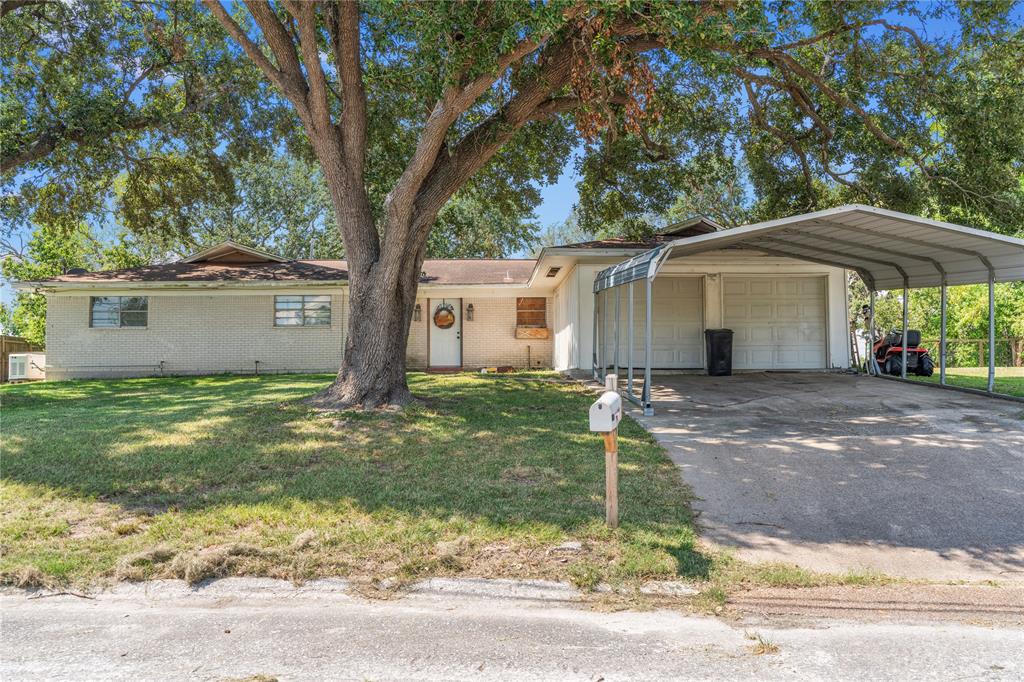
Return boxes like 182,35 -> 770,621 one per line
723,276 -> 827,370
614,277 -> 703,369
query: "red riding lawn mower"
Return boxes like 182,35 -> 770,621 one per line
871,329 -> 935,377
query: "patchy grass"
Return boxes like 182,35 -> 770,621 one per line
0,373 -> 707,588
746,632 -> 780,656
909,366 -> 1024,398
682,554 -> 905,613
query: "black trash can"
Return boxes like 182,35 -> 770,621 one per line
704,329 -> 734,376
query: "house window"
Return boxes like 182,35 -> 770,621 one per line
516,297 -> 546,328
275,295 -> 331,326
90,296 -> 148,328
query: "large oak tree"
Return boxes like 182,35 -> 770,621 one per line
197,0 -> 1020,408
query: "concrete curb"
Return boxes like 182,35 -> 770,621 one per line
2,576 -> 699,603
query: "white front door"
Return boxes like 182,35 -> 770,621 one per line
723,276 -> 827,369
428,298 -> 462,368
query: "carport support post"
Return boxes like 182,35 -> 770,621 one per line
592,291 -> 599,381
642,277 -> 654,416
627,281 -> 634,393
613,285 -> 621,384
988,272 -> 996,393
901,280 -> 909,379
601,289 -> 608,381
939,280 -> 947,386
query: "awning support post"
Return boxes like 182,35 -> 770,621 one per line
627,281 -> 634,394
901,279 -> 909,379
642,276 -> 653,416
592,290 -> 599,381
601,289 -> 608,381
613,284 -> 620,386
988,272 -> 996,393
939,278 -> 947,386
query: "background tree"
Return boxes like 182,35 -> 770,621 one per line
0,0 -> 293,238
0,223 -> 150,346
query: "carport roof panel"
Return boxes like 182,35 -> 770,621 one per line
597,205 -> 1024,291
593,246 -> 666,293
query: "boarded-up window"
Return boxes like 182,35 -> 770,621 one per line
516,297 -> 546,328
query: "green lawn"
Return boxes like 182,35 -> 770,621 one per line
909,366 -> 1024,398
0,373 -> 707,588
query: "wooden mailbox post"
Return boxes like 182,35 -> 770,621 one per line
590,374 -> 622,528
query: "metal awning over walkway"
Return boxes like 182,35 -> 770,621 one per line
593,205 -> 1024,413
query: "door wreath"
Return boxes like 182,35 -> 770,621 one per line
433,301 -> 456,329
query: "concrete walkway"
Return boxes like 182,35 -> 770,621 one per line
629,373 -> 1024,582
3,580 -> 1022,680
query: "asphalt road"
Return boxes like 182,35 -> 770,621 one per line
3,580 -> 1023,681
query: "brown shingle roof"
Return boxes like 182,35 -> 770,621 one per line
558,217 -> 721,249
556,234 -> 683,250
37,259 -> 537,286
299,260 -> 535,285
41,261 -> 348,284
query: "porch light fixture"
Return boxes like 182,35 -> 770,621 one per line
465,303 -> 474,321
413,303 -> 421,322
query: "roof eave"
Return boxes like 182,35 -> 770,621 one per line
13,279 -> 349,292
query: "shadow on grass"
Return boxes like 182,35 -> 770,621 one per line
1,373 -> 711,581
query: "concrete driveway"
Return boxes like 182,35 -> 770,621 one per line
629,373 -> 1024,582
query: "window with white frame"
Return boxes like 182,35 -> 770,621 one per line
274,295 -> 332,326
90,296 -> 148,328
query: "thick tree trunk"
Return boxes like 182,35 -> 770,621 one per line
306,256 -> 421,409
304,174 -> 428,410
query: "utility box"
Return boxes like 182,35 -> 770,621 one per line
589,391 -> 622,432
704,329 -> 734,376
8,352 -> 45,381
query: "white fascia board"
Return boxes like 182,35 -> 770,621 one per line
541,247 -> 650,257
15,279 -> 348,294
417,283 -> 547,296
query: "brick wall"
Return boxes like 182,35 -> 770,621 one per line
45,293 -> 346,379
460,296 -> 552,370
44,291 -> 553,379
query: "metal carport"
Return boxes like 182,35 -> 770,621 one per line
594,204 -> 1024,414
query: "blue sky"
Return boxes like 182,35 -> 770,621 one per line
534,153 -> 581,229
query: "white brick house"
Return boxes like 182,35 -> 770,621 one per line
17,216 -> 856,379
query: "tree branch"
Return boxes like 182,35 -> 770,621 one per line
0,0 -> 50,18
202,0 -> 287,92
384,4 -> 588,239
326,0 -> 367,171
284,1 -> 333,132
1,87 -> 216,174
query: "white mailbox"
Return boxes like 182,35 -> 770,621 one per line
589,391 -> 622,432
